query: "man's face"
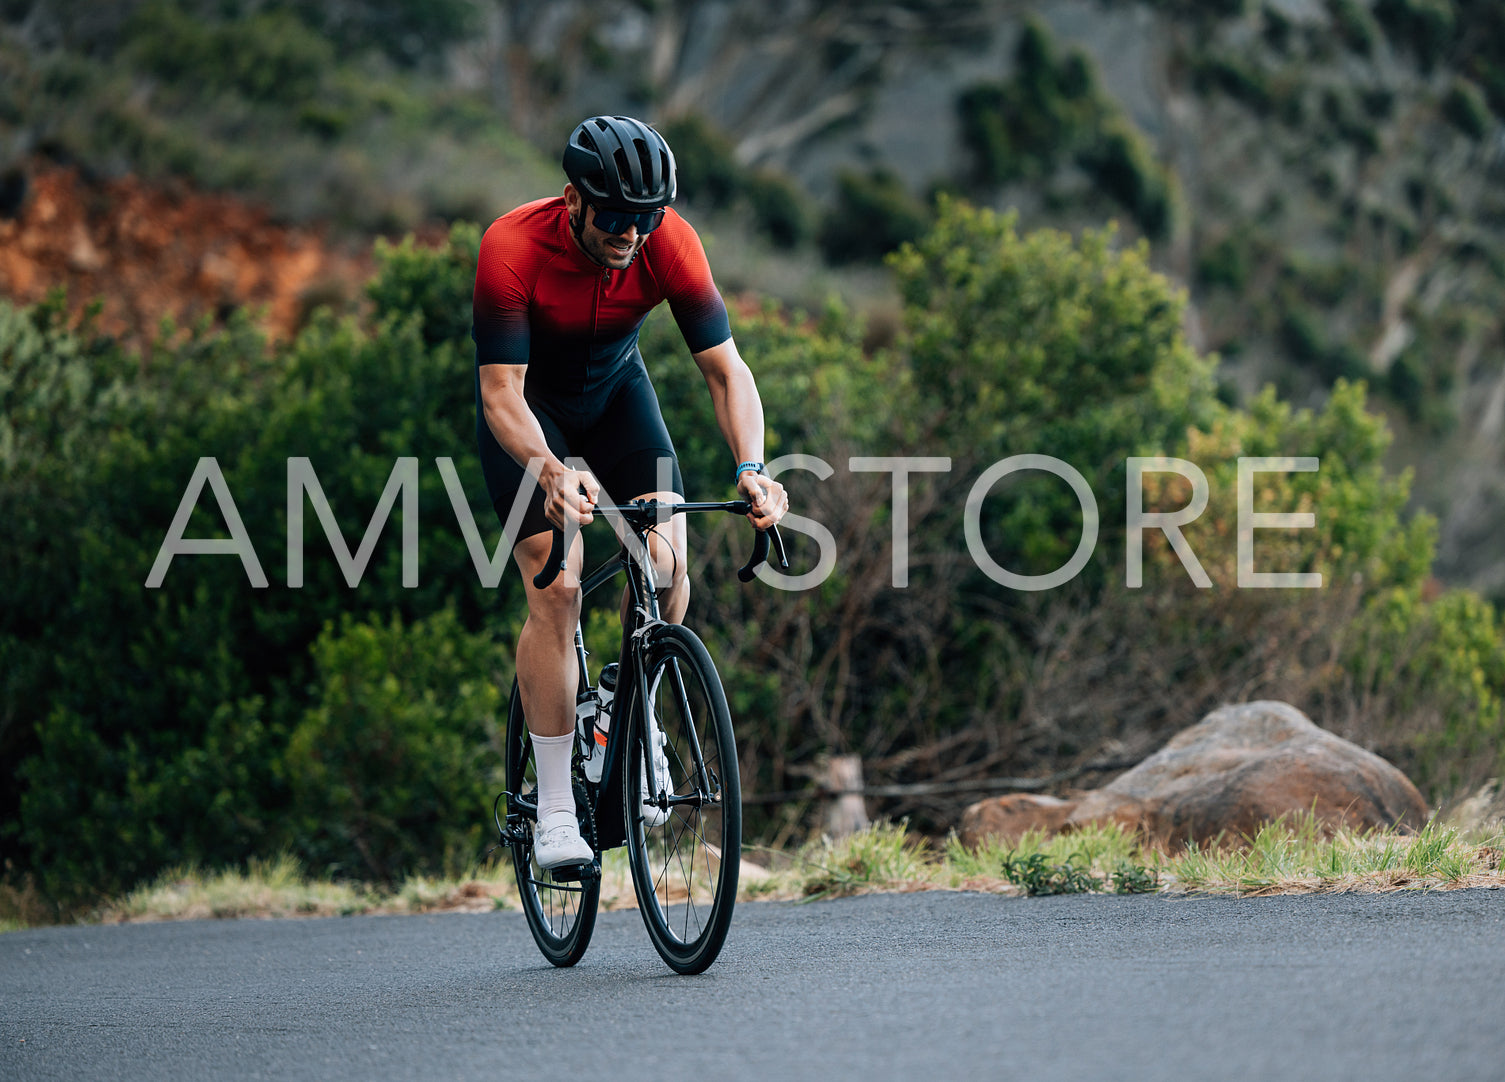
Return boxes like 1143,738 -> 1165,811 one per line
565,186 -> 646,269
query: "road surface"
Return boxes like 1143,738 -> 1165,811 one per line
3,890 -> 1503,1080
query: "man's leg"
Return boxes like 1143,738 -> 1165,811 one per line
514,530 -> 584,739
615,489 -> 689,625
513,529 -> 593,867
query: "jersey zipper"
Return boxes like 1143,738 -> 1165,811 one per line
588,267 -> 608,388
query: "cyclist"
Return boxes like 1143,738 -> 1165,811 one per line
473,115 -> 789,869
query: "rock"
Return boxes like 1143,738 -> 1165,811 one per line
1064,701 -> 1429,847
959,793 -> 1077,849
960,701 -> 1429,850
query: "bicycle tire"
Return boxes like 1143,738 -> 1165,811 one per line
623,624 -> 741,974
505,680 -> 600,967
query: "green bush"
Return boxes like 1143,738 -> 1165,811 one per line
1387,352 -> 1426,420
1442,78 -> 1491,137
1340,586 -> 1505,793
1374,0 -> 1456,72
126,2 -> 333,106
1079,118 -> 1178,240
283,610 -> 506,883
891,198 -> 1219,574
366,222 -> 482,348
659,114 -> 743,210
956,17 -> 1104,185
745,169 -> 811,249
1197,234 -> 1251,290
958,20 -> 1175,238
1191,54 -> 1276,115
286,0 -> 478,67
1327,0 -> 1379,56
818,168 -> 930,264
655,114 -> 810,249
1263,5 -> 1294,51
2,229 -> 511,903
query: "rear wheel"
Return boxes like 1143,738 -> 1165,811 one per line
624,625 -> 741,974
505,680 -> 600,967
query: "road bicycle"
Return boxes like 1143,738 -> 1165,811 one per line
494,497 -> 785,974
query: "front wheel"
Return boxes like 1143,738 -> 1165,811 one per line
624,624 -> 741,974
505,679 -> 600,967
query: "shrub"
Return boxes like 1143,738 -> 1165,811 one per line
1079,118 -> 1178,240
1198,234 -> 1251,290
745,169 -> 810,249
1263,5 -> 1294,51
1442,78 -> 1491,138
818,168 -> 930,264
282,610 -> 507,882
1327,0 -> 1379,56
1387,352 -> 1426,420
3,229 -> 512,903
288,0 -> 479,67
1191,54 -> 1275,115
957,19 -> 1174,238
956,17 -> 1103,184
658,114 -> 743,210
126,3 -> 333,106
656,114 -> 809,249
1374,0 -> 1457,72
366,222 -> 481,348
891,198 -> 1219,574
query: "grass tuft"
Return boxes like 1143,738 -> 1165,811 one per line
778,821 -> 934,901
23,813 -> 1505,930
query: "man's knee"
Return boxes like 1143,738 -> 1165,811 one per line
648,535 -> 687,586
531,574 -> 582,622
516,532 -> 582,626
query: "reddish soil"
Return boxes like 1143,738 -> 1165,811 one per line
0,161 -> 377,346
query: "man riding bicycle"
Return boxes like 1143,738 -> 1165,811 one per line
473,115 -> 789,870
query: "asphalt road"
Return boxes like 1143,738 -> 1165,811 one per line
3,890 -> 1503,1082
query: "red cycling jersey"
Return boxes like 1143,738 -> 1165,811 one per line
471,197 -> 731,395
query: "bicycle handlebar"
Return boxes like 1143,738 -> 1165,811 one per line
531,498 -> 788,591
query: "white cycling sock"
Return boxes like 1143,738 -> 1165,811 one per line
531,731 -> 577,825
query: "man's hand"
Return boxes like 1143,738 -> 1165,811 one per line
540,463 -> 600,529
737,470 -> 789,530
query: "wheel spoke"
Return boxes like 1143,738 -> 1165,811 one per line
625,628 -> 740,973
505,677 -> 599,967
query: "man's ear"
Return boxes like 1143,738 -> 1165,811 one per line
563,183 -> 580,215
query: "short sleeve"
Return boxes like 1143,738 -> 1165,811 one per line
472,219 -> 533,366
655,212 -> 732,354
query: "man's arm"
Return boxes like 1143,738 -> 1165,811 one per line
478,364 -> 598,529
690,337 -> 788,529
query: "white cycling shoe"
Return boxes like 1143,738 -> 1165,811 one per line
639,726 -> 672,828
533,811 -> 593,869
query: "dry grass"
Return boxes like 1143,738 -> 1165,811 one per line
741,813 -> 1505,902
5,809 -> 1501,933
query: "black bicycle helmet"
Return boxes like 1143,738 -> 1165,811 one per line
563,115 -> 677,211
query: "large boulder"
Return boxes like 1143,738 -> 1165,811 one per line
962,701 -> 1430,849
958,793 -> 1076,848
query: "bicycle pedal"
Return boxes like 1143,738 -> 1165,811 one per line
551,859 -> 601,883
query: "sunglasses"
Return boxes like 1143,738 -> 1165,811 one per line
589,204 -> 666,236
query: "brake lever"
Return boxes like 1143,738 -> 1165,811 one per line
768,523 -> 789,570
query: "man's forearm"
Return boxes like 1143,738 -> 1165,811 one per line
706,359 -> 767,468
480,371 -> 564,477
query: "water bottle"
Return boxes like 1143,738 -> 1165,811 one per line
582,663 -> 617,784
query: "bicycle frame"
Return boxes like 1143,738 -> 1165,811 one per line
515,499 -> 785,854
